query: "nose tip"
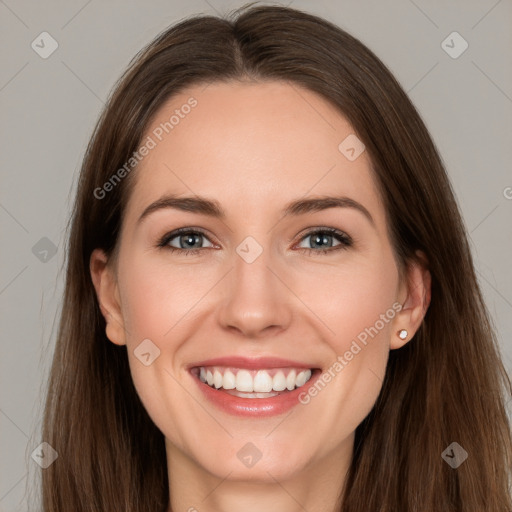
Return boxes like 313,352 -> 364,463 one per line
224,313 -> 284,339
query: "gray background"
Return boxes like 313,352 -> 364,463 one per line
1,0 -> 511,510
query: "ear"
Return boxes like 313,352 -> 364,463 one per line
89,248 -> 126,346
390,250 -> 431,350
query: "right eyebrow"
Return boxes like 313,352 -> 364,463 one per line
137,195 -> 226,225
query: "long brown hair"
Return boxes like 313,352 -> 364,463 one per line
41,4 -> 512,511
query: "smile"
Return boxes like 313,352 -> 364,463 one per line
196,366 -> 313,397
188,357 -> 322,417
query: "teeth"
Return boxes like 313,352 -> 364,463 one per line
197,366 -> 313,393
223,370 -> 236,390
273,371 -> 287,391
254,370 -> 273,392
236,370 -> 253,392
286,370 -> 296,391
213,370 -> 223,389
226,390 -> 280,398
296,370 -> 309,387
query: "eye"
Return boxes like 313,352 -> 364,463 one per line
295,228 -> 352,255
156,226 -> 353,256
157,228 -> 215,255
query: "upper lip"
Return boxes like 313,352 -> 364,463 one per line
188,356 -> 317,370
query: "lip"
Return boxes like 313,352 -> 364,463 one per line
188,356 -> 321,417
188,356 -> 315,371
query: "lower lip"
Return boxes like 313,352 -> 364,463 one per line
190,369 -> 322,417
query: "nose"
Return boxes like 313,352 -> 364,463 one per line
216,245 -> 293,339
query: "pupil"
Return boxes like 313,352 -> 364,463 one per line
181,233 -> 201,248
312,234 -> 332,248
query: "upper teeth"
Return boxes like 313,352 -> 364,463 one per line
198,367 -> 313,393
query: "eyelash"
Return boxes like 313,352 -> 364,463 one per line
156,227 -> 353,256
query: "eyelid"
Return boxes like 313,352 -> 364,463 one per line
157,226 -> 217,248
293,226 -> 351,242
292,227 -> 353,251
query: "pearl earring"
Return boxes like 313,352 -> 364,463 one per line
398,329 -> 408,340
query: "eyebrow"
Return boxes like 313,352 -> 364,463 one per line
137,194 -> 375,227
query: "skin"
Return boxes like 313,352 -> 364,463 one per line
90,80 -> 431,512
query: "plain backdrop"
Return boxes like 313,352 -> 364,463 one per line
1,1 -> 511,510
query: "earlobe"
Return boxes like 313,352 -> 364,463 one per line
391,250 -> 431,350
89,248 -> 126,346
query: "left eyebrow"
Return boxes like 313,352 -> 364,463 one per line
281,195 -> 375,228
137,194 -> 375,228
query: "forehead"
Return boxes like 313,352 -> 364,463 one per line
125,80 -> 384,227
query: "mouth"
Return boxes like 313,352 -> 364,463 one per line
190,366 -> 316,398
188,358 -> 322,417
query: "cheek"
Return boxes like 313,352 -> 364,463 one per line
292,251 -> 399,349
115,253 -> 226,429
116,256 -> 210,444
287,250 -> 397,434
292,253 -> 398,439
119,254 -> 216,341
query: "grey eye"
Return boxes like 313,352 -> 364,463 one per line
167,232 -> 214,250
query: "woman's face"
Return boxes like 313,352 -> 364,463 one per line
92,80 -> 423,484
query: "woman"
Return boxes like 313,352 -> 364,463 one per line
41,4 -> 512,511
